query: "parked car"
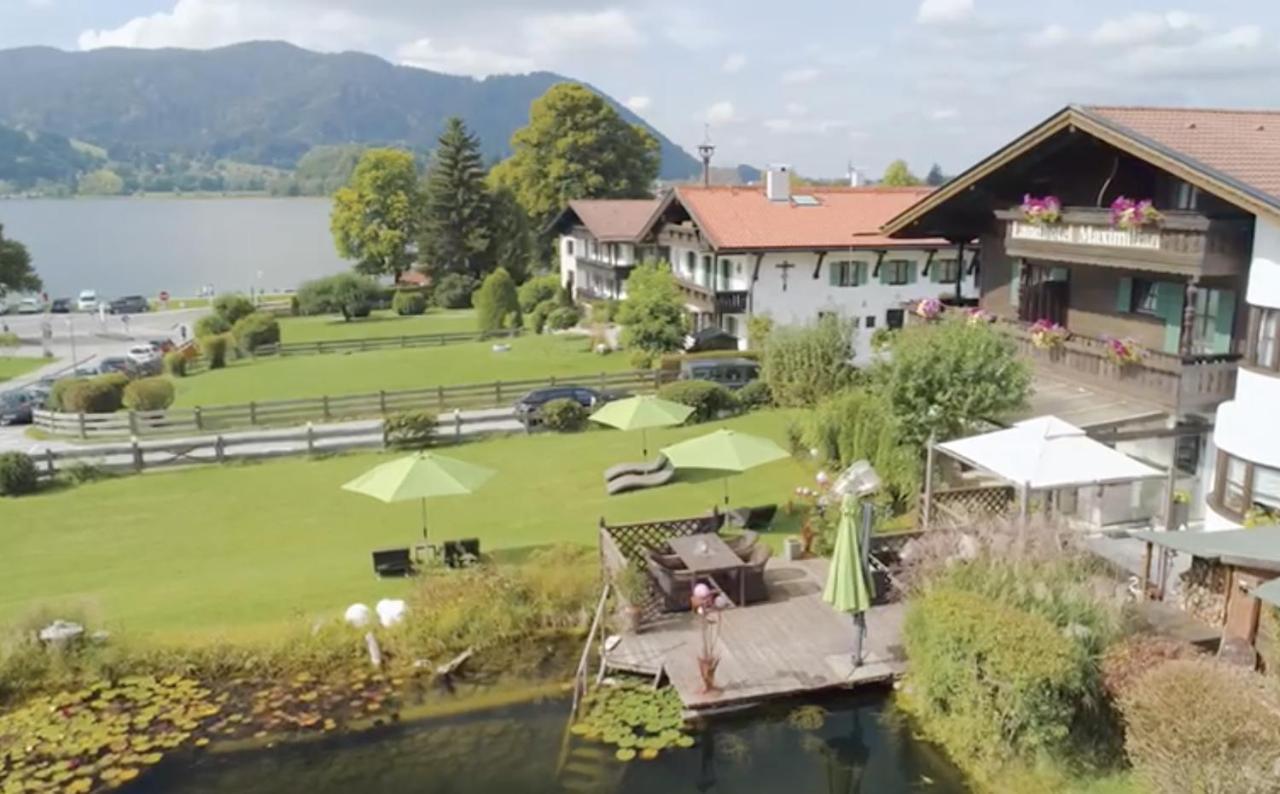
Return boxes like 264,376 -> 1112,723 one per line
77,290 -> 99,313
16,297 -> 42,314
97,357 -> 140,378
513,386 -> 606,426
0,389 -> 38,426
678,357 -> 761,390
50,298 -> 72,314
109,295 -> 150,314
126,344 -> 161,371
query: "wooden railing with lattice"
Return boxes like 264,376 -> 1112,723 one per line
598,510 -> 724,625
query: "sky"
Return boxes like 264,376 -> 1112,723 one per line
3,0 -> 1280,178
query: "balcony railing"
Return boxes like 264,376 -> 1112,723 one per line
715,291 -> 749,314
997,319 -> 1238,412
575,255 -> 634,270
993,206 -> 1251,279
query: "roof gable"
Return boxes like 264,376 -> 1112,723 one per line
551,198 -> 662,242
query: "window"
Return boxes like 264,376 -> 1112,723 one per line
934,258 -> 960,284
723,316 -> 738,336
1212,451 -> 1280,521
685,251 -> 696,274
565,239 -> 575,256
865,316 -> 876,329
886,309 -> 905,329
881,260 -> 914,286
1128,278 -> 1160,316
1175,182 -> 1201,211
1250,307 -> 1280,371
829,260 -> 868,287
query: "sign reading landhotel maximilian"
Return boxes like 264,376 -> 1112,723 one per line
1009,220 -> 1162,251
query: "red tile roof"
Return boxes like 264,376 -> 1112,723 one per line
674,185 -> 948,251
1083,105 -> 1280,207
565,198 -> 663,242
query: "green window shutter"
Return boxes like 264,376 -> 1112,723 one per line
1154,281 -> 1186,354
828,261 -> 839,286
929,259 -> 940,283
907,262 -> 918,284
1115,277 -> 1133,313
856,262 -> 867,286
1212,289 -> 1237,355
879,262 -> 891,285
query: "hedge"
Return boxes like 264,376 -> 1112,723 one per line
62,374 -> 128,414
433,273 -> 476,309
122,377 -> 176,411
212,294 -> 256,325
200,334 -> 230,369
0,452 -> 38,496
164,350 -> 187,377
546,305 -> 581,331
194,313 -> 231,338
49,378 -> 86,411
541,398 -> 588,432
657,380 -> 735,423
383,410 -> 437,450
734,380 -> 772,410
902,587 -> 1092,773
392,290 -> 428,316
231,311 -> 281,354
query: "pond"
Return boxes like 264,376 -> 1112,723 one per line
132,688 -> 968,794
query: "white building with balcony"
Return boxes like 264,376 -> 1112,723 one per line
548,198 -> 663,302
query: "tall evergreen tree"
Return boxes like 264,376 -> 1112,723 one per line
485,185 -> 533,282
925,163 -> 946,187
421,117 -> 491,278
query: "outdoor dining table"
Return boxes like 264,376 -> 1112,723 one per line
667,533 -> 747,607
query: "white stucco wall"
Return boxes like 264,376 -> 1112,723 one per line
1246,216 -> 1280,310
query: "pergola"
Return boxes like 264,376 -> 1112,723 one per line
923,416 -> 1165,527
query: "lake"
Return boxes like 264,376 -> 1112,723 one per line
0,197 -> 349,299
132,691 -> 969,794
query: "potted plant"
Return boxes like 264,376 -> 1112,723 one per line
914,297 -> 943,321
1170,490 -> 1191,530
966,307 -> 995,325
1029,318 -> 1069,351
692,583 -> 723,694
1110,196 -> 1163,230
1020,194 -> 1062,224
613,565 -> 650,634
1104,336 -> 1143,367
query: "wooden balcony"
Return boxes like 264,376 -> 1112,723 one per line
715,290 -> 749,314
998,320 -> 1238,413
674,277 -> 714,313
993,207 -> 1251,278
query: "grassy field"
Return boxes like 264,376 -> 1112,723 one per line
0,357 -> 46,383
0,410 -> 810,642
174,333 -> 627,406
279,309 -> 479,343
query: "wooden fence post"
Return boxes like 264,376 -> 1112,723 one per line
454,409 -> 462,442
249,401 -> 257,425
131,436 -> 143,473
379,390 -> 387,415
653,369 -> 661,390
194,406 -> 203,431
599,372 -> 606,390
437,385 -> 445,410
128,411 -> 139,436
494,381 -> 502,405
214,435 -> 225,463
44,448 -> 55,477
306,422 -> 315,455
78,412 -> 87,440
322,395 -> 331,421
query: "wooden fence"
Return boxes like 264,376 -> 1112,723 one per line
254,329 -> 520,358
33,369 -> 671,439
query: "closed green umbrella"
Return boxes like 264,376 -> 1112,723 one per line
660,429 -> 789,504
824,495 -> 874,667
341,451 -> 495,542
590,395 -> 695,456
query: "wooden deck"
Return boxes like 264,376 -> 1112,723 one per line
604,558 -> 906,713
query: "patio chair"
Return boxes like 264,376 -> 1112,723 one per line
725,530 -> 760,561
727,504 -> 779,530
372,547 -> 414,578
645,548 -> 687,570
739,544 -> 773,605
645,557 -> 696,612
604,455 -> 670,483
442,538 -> 481,569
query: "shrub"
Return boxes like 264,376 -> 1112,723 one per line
803,388 -> 919,505
433,273 -> 477,309
230,311 -> 280,354
212,293 -> 255,325
629,349 -> 654,369
48,378 -> 86,411
734,380 -> 772,410
122,377 -> 176,411
541,398 -> 588,432
1100,635 -> 1202,700
546,305 -> 581,331
194,313 -> 230,338
290,295 -> 300,316
164,350 -> 187,377
296,273 -> 381,320
383,410 -> 437,450
200,334 -> 230,369
590,299 -> 621,323
746,313 -> 774,350
63,375 -> 127,413
762,314 -> 858,407
1122,659 -> 1280,794
0,452 -> 38,496
474,267 -> 519,333
391,290 -> 427,316
517,273 -> 560,313
617,261 -> 686,355
902,587 -> 1093,773
528,298 -> 556,334
658,379 -> 735,422
0,332 -> 19,349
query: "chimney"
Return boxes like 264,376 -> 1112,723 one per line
847,162 -> 864,187
765,164 -> 791,202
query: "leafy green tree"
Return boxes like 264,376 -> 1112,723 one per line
77,168 -> 125,195
296,273 -> 381,321
473,267 -> 519,332
421,118 -> 491,278
485,185 -> 534,281
617,261 -> 685,355
0,224 -> 39,298
212,293 -> 255,325
490,83 -> 659,226
517,274 -> 561,313
761,314 -> 858,407
881,159 -> 922,187
330,148 -> 423,279
925,163 -> 946,187
871,318 -> 1030,447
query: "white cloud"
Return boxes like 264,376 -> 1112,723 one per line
930,108 -> 959,121
763,118 -> 849,135
722,53 -> 747,73
625,95 -> 652,112
916,0 -> 974,26
525,9 -> 643,56
396,37 -> 534,77
1027,23 -> 1070,48
1090,11 -> 1207,47
780,67 -> 821,84
784,102 -> 808,116
705,100 -> 736,124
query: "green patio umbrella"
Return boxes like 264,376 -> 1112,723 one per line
823,495 -> 874,667
589,395 -> 695,457
660,428 -> 789,504
341,451 -> 495,541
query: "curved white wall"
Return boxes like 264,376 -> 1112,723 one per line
1213,397 -> 1280,471
1246,217 -> 1280,310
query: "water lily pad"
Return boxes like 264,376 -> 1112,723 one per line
615,748 -> 637,762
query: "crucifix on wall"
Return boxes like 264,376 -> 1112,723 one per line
777,261 -> 795,291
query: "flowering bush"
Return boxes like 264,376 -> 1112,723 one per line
1104,336 -> 1143,366
915,297 -> 943,321
1028,319 -> 1069,350
966,308 -> 995,325
1020,194 -> 1062,224
1110,196 -> 1163,230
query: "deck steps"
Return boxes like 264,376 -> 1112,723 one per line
557,740 -> 621,793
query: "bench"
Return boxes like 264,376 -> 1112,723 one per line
372,547 -> 414,577
442,538 -> 481,569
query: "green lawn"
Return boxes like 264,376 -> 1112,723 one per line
174,334 -> 629,406
0,411 -> 810,643
279,309 -> 479,344
0,357 -> 46,384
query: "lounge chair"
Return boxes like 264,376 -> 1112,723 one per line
604,455 -> 670,483
442,538 -> 481,569
727,504 -> 779,530
725,530 -> 760,560
372,548 -> 414,578
645,557 -> 696,612
606,459 -> 676,496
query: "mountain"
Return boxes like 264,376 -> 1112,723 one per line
0,42 -> 699,181
0,123 -> 98,192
